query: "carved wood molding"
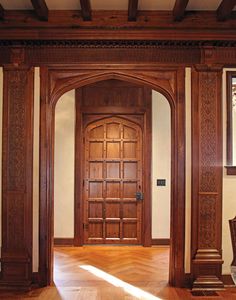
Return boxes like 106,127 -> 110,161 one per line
39,66 -> 186,287
1,66 -> 34,288
191,65 -> 224,290
0,43 -> 235,66
48,68 -> 176,106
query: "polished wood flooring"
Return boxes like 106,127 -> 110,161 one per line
0,246 -> 236,299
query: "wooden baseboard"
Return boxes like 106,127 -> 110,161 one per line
222,274 -> 235,286
151,238 -> 170,245
32,272 -> 39,285
184,273 -> 192,288
54,238 -> 74,246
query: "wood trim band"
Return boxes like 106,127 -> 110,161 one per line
54,238 -> 75,246
152,239 -> 170,245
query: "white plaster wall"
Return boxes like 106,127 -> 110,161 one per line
151,91 -> 171,239
54,90 -> 75,238
222,68 -> 236,274
185,68 -> 192,273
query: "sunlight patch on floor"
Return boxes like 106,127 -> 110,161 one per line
80,264 -> 162,300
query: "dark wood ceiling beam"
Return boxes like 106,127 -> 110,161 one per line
217,0 -> 236,21
31,0 -> 48,21
128,0 -> 139,21
173,0 -> 189,21
0,4 -> 5,20
80,0 -> 92,21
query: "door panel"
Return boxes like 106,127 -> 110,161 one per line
83,117 -> 142,244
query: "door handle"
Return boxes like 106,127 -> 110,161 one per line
135,191 -> 144,201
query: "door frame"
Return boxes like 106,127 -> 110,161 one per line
39,65 -> 185,287
74,85 -> 152,246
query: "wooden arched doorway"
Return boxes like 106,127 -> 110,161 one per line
39,66 -> 185,287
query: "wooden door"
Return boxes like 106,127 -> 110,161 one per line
83,116 -> 143,244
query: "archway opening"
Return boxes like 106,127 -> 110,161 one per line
53,79 -> 171,297
39,68 -> 185,288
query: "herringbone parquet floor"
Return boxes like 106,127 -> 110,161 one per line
0,246 -> 236,299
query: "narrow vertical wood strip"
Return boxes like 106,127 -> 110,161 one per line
128,0 -> 139,21
217,0 -> 236,21
0,67 -> 3,266
173,0 -> 189,21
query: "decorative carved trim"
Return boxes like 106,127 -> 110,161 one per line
1,67 -> 34,288
0,42 -> 235,66
191,66 -> 223,290
199,195 -> 217,249
10,47 -> 25,66
0,40 -> 236,47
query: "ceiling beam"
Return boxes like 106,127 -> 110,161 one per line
128,0 -> 139,21
0,4 -> 5,20
80,0 -> 92,21
31,0 -> 48,21
173,0 -> 189,21
217,0 -> 236,21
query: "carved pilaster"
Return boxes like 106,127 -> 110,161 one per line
191,65 -> 224,290
1,66 -> 34,288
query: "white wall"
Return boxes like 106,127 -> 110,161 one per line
151,91 -> 171,239
222,68 -> 236,274
54,90 -> 75,238
185,68 -> 192,273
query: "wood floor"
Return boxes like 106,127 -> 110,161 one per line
0,246 -> 236,299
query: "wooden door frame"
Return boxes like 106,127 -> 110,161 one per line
74,86 -> 152,246
39,65 -> 185,287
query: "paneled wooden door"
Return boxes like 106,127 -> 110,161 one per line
83,116 -> 143,244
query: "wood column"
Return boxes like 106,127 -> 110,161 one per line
1,65 -> 34,288
191,65 -> 224,290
